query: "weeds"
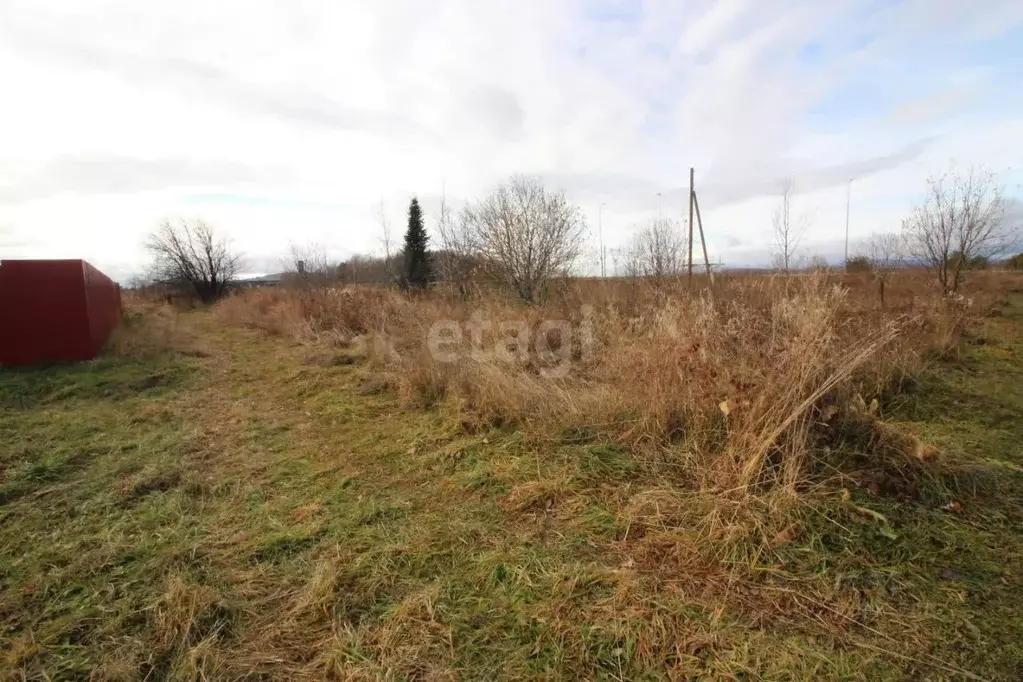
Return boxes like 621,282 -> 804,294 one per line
328,273 -> 943,497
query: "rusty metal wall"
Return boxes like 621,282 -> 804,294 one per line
0,259 -> 123,367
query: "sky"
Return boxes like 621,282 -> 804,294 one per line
1,0 -> 1022,281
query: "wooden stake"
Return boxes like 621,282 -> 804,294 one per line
688,167 -> 694,287
692,191 -> 714,285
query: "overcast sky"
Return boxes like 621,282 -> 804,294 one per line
1,0 -> 1021,280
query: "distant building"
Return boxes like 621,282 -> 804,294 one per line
236,272 -> 286,287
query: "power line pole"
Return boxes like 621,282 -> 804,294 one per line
598,202 -> 607,278
687,167 -> 695,286
692,189 -> 714,284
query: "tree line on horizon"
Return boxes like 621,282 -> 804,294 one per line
140,167 -> 1022,304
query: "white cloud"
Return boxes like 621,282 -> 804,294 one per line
0,155 -> 284,204
0,0 -> 1021,278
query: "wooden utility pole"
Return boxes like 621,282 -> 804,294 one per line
687,167 -> 695,286
692,191 -> 714,284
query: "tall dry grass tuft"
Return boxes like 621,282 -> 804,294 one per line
212,287 -> 307,336
148,574 -> 234,679
607,277 -> 904,492
106,297 -> 202,357
213,286 -> 406,344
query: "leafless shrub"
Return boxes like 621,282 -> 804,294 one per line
284,243 -> 337,286
461,176 -> 586,304
623,217 -> 687,280
902,166 -> 1009,295
145,219 -> 241,302
808,254 -> 829,271
863,232 -> 904,307
435,195 -> 480,299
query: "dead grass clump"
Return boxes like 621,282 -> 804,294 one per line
370,585 -> 451,678
148,574 -> 235,678
289,556 -> 340,618
118,467 -> 182,506
214,285 -> 405,343
213,287 -> 306,335
593,277 -> 907,492
498,477 -> 570,515
623,486 -> 801,564
106,301 -> 200,357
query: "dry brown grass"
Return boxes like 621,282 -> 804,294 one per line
213,285 -> 406,345
205,273 -> 1023,658
105,296 -> 204,358
212,271 -> 1018,500
6,271 -> 1023,679
403,275 -> 965,490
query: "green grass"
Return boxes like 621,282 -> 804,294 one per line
2,298 -> 1023,680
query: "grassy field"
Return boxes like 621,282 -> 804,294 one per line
2,279 -> 1023,680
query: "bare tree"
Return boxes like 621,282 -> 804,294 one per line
461,176 -> 586,304
377,199 -> 397,287
435,194 -> 479,299
624,217 -> 687,279
145,219 -> 241,302
283,242 -> 336,286
126,273 -> 151,291
902,166 -> 1009,295
862,232 -> 904,307
772,179 -> 808,274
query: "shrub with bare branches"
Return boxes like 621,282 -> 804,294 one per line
461,176 -> 586,304
435,195 -> 480,299
284,243 -> 337,286
902,166 -> 1009,295
863,232 -> 904,307
145,219 -> 241,302
623,217 -> 687,280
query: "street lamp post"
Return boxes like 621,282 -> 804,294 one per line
844,179 -> 852,267
598,202 -> 607,278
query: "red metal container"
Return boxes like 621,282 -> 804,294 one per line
0,259 -> 123,367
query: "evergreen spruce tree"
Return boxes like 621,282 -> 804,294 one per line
402,197 -> 431,290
